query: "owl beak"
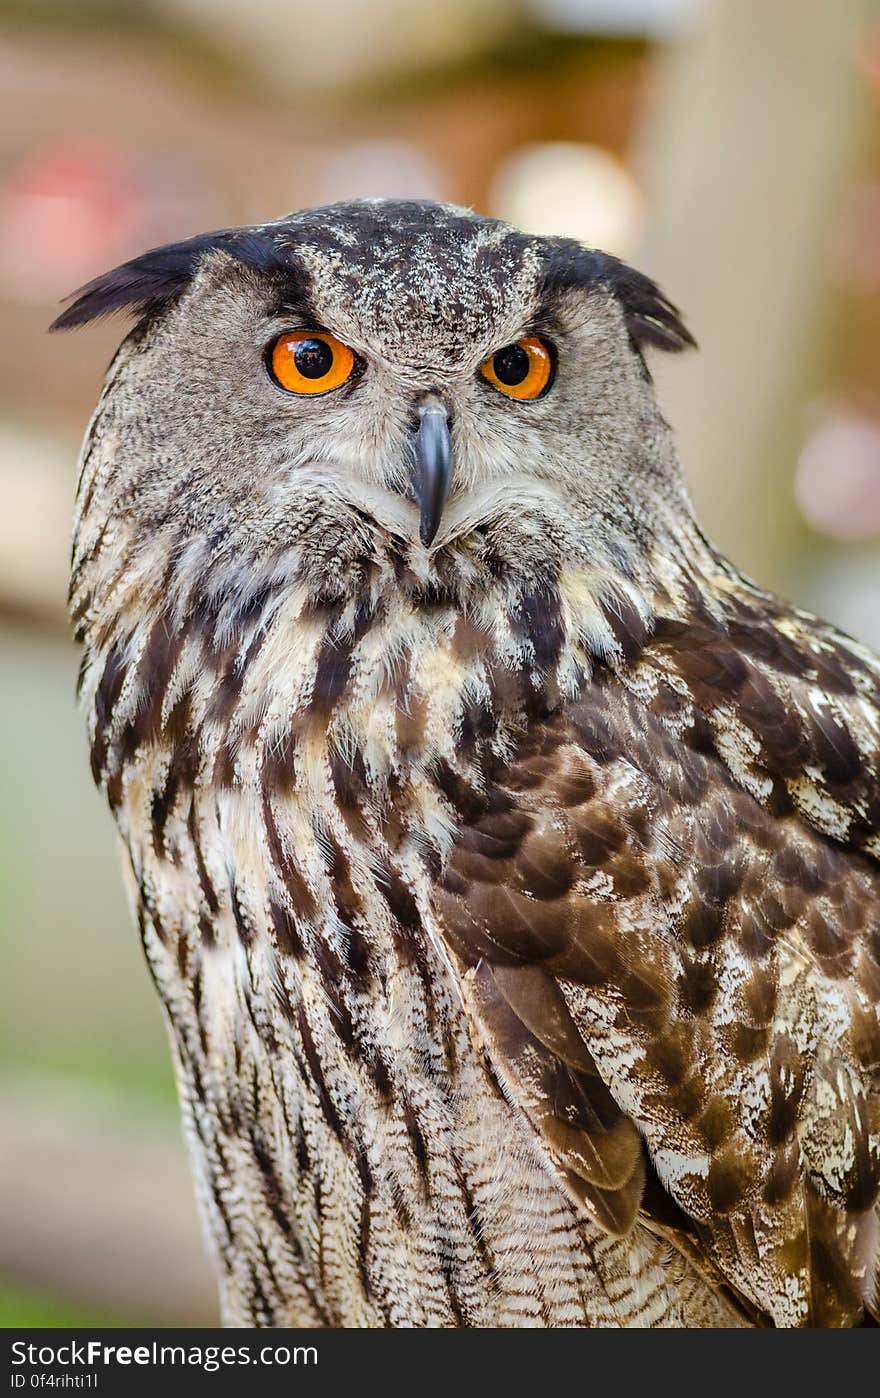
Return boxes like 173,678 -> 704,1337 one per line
411,396 -> 453,547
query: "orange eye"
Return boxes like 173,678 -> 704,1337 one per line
480,336 -> 553,400
268,331 -> 356,395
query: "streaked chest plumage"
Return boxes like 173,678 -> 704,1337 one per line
83,562 -> 737,1327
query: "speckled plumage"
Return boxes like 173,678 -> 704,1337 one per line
59,201 -> 880,1327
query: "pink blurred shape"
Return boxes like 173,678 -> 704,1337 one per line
795,408 -> 880,540
0,141 -> 145,303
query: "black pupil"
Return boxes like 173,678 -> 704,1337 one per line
294,338 -> 334,379
493,343 -> 530,386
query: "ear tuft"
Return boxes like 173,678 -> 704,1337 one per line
49,228 -> 296,333
542,244 -> 696,355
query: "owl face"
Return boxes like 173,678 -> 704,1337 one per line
58,201 -> 694,609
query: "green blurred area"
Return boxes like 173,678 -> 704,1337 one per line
0,627 -> 175,1099
0,1281 -> 134,1329
0,627 -> 187,1325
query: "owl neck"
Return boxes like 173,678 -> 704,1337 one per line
77,488 -> 727,823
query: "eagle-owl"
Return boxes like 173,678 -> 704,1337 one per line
55,200 -> 880,1328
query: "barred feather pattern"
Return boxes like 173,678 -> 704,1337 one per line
73,529 -> 749,1323
73,587 -> 733,1319
72,455 -> 880,1326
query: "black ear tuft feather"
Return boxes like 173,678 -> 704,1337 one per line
542,244 -> 696,354
49,228 -> 297,332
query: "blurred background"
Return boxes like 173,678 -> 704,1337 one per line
1,0 -> 879,1327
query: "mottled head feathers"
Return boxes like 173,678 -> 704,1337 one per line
52,199 -> 694,356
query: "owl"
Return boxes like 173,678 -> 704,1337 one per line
55,200 -> 880,1328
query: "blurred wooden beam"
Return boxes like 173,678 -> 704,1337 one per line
634,0 -> 874,595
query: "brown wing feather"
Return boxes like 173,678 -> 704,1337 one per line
464,958 -> 646,1234
434,624 -> 880,1327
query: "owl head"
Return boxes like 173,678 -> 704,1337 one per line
56,200 -> 696,625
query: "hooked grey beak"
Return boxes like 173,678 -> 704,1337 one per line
411,396 -> 452,547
